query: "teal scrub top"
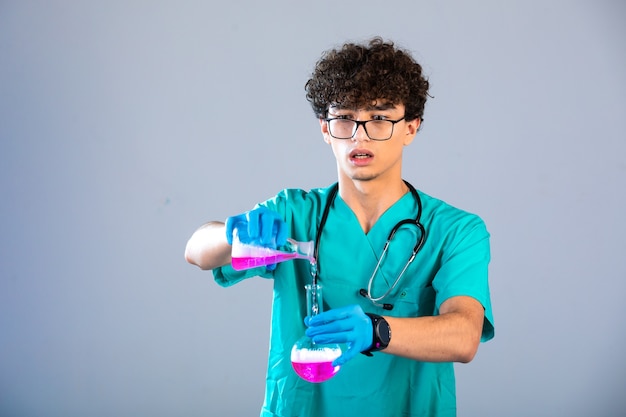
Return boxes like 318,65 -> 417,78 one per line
213,184 -> 494,417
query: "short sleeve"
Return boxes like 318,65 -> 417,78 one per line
433,216 -> 494,342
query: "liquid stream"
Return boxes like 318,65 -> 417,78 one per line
232,249 -> 340,383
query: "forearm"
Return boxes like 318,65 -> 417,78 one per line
383,296 -> 484,363
184,221 -> 231,270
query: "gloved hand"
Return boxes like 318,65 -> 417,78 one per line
225,207 -> 288,270
304,305 -> 373,367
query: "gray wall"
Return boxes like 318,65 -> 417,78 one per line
1,1 -> 624,416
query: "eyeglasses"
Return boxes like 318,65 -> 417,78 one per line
324,117 -> 405,141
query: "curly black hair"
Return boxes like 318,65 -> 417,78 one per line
305,37 -> 430,122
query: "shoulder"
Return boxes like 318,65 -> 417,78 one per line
419,190 -> 485,224
257,185 -> 337,241
418,190 -> 489,240
259,184 -> 337,214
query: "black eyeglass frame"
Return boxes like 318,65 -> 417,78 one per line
324,117 -> 406,141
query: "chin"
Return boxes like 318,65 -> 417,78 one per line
350,174 -> 377,182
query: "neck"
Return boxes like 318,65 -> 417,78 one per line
338,178 -> 409,233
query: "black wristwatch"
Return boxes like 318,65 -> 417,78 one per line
362,313 -> 392,356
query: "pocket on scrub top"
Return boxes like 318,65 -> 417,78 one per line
392,283 -> 436,317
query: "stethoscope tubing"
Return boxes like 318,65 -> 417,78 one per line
313,180 -> 426,309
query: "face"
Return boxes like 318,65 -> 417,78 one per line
320,102 -> 420,183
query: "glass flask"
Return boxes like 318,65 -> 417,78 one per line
231,229 -> 314,271
291,283 -> 342,383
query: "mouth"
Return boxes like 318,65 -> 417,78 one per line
349,149 -> 374,165
349,149 -> 373,159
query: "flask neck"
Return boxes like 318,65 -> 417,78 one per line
305,284 -> 322,317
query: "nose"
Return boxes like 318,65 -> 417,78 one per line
352,122 -> 370,142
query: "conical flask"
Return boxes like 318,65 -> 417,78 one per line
290,283 -> 342,383
231,229 -> 314,271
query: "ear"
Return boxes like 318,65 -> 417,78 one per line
403,118 -> 421,146
320,118 -> 332,144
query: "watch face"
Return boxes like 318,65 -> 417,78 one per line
378,319 -> 391,345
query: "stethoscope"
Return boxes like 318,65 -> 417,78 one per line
313,180 -> 426,310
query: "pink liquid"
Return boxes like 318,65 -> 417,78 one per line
232,253 -> 298,271
291,360 -> 339,383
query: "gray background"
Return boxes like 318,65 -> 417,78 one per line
1,1 -> 624,416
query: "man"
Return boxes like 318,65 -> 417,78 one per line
185,37 -> 494,417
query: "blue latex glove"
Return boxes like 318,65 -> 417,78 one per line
225,207 -> 288,270
305,305 -> 373,367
